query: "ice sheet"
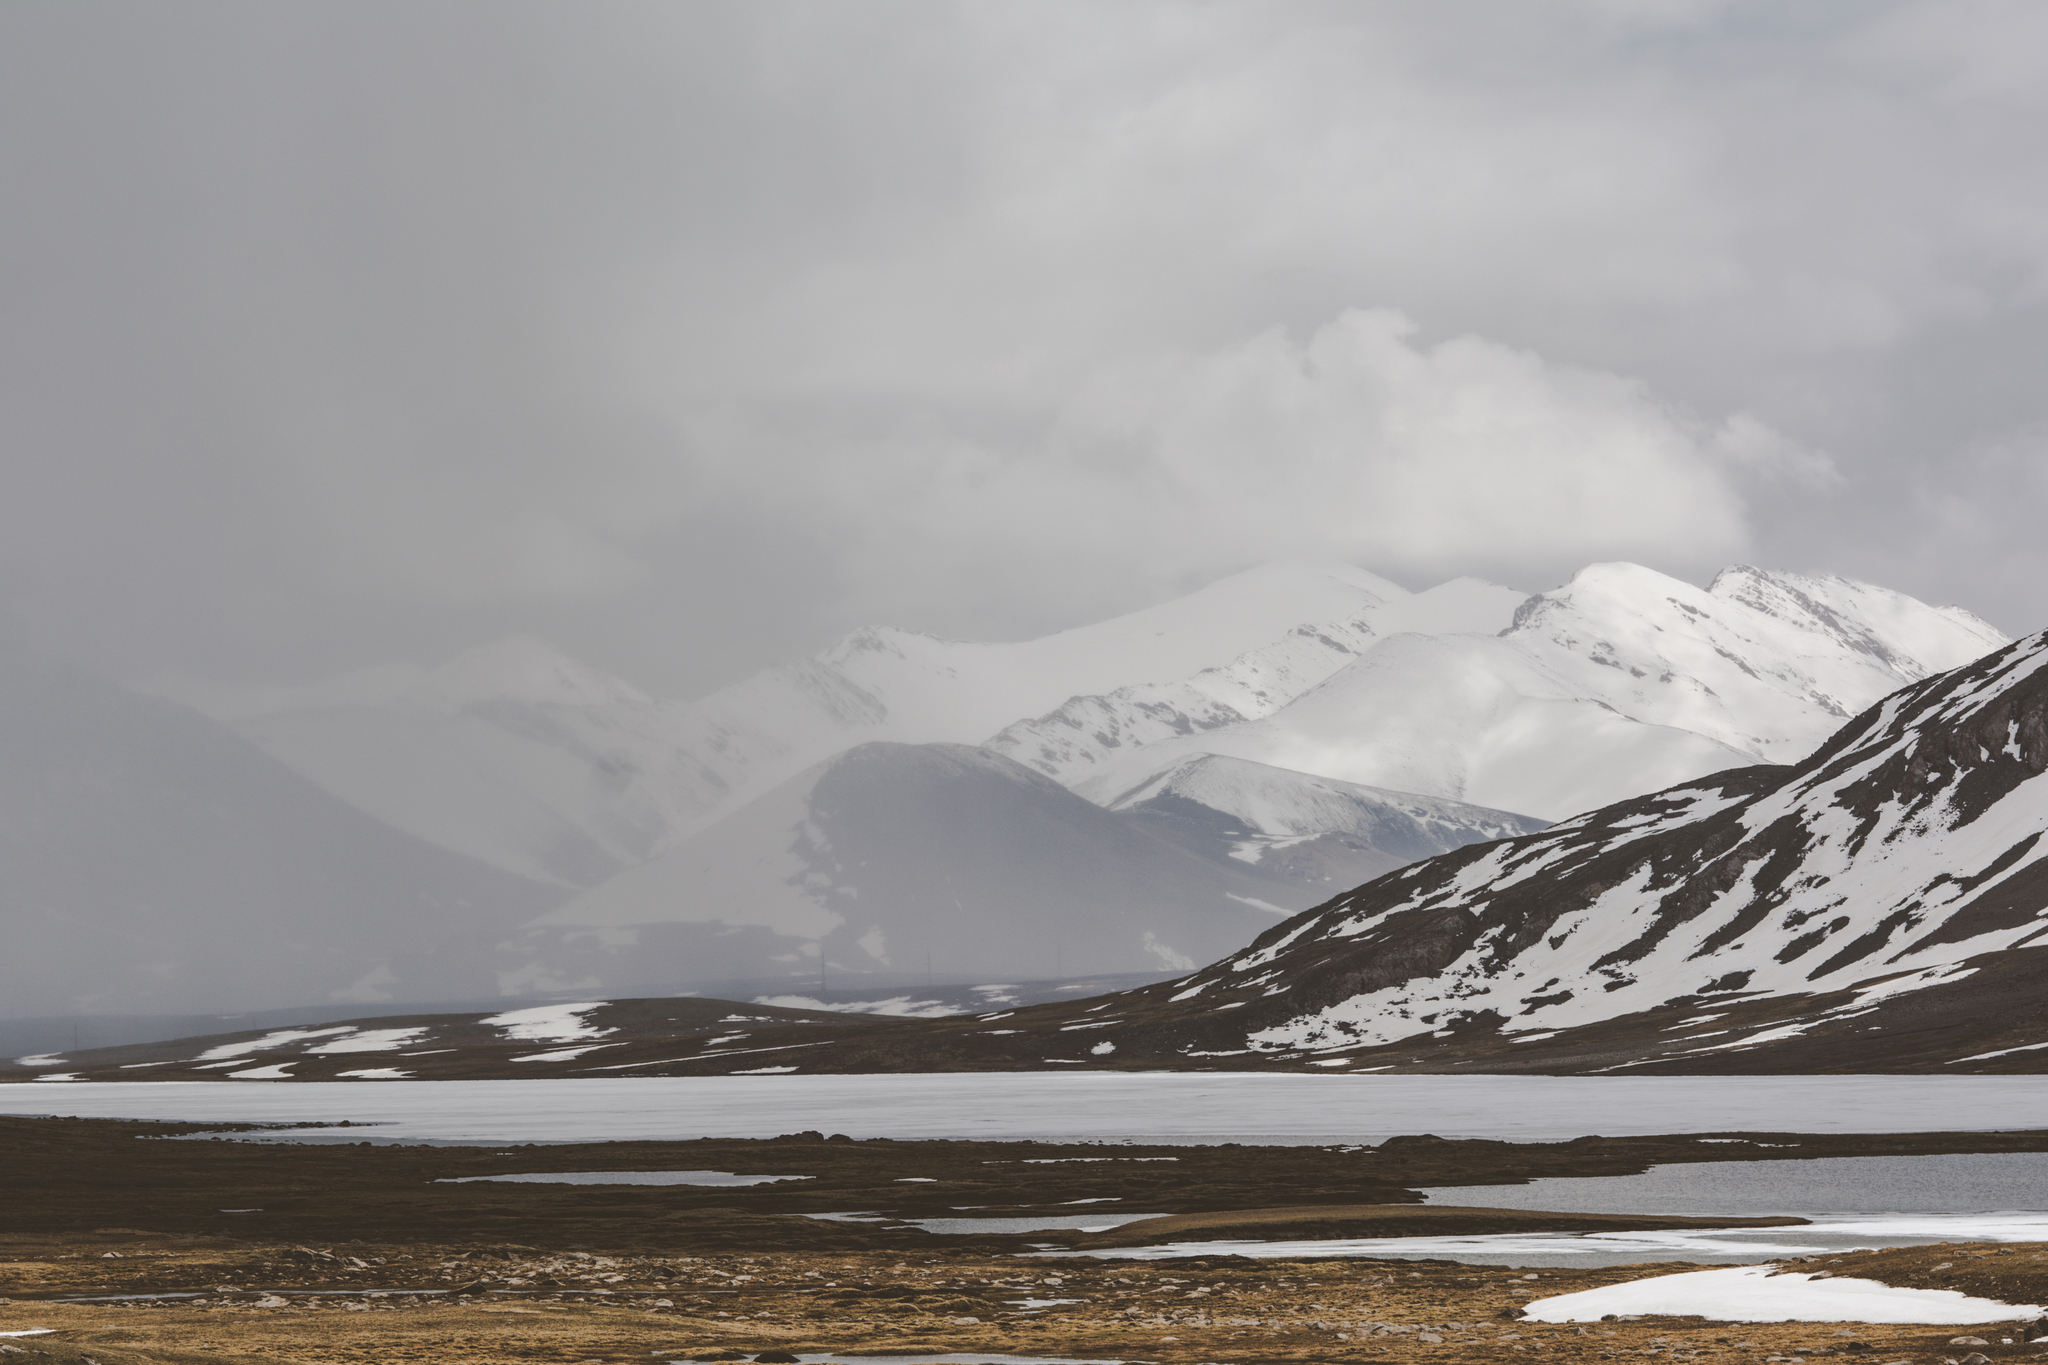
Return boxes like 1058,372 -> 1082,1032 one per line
11,1074 -> 2048,1145
1523,1264 -> 2037,1324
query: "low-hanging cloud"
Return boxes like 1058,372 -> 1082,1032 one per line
707,308 -> 1820,629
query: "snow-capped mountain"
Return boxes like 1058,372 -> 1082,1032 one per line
181,557 -> 2007,1006
983,577 -> 1529,788
825,626 -> 2048,1074
0,643 -> 566,1019
226,560 -> 1988,887
1000,563 -> 2007,821
491,741 -> 1546,994
228,563 -> 1437,885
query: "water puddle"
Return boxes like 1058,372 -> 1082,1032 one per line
793,1356 -> 1126,1365
49,1287 -> 679,1302
802,1212 -> 1163,1235
1060,1211 -> 2048,1267
436,1170 -> 810,1186
1424,1151 -> 2048,1216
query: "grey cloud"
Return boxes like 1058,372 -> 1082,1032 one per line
2,0 -> 2045,698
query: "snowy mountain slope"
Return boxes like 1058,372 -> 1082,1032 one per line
0,996 -> 892,1082
805,561 -> 1419,742
1507,563 -> 2007,765
227,563 -> 1456,881
1044,564 -> 2007,821
1068,633 -> 1758,820
1105,753 -> 1546,893
492,741 -> 1545,995
984,577 -> 1528,787
885,626 -> 2048,1073
0,645 -> 567,1019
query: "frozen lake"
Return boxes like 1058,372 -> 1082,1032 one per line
7,1073 -> 2048,1145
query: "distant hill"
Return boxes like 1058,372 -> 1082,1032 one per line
0,645 -> 565,1018
495,741 -> 1543,992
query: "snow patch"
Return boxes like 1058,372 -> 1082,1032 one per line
481,1002 -> 614,1043
307,1028 -> 428,1055
755,994 -> 965,1019
1524,1263 -> 2036,1324
194,1027 -> 354,1063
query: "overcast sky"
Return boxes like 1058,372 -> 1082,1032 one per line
5,0 -> 2047,700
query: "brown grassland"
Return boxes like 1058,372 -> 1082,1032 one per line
5,1116 -> 2047,1365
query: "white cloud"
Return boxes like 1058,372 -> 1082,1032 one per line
704,308 -> 1804,626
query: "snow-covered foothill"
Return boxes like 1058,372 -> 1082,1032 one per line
305,1028 -> 428,1054
1082,627 -> 2048,1072
1523,1263 -> 2034,1324
194,1027 -> 355,1062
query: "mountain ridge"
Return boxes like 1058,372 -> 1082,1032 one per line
1029,562 -> 2007,820
215,561 -> 2002,887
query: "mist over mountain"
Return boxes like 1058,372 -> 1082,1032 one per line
221,563 -> 1431,883
497,741 -> 1546,994
0,644 -> 565,1018
208,561 -> 2000,881
2,559 -> 2011,1019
